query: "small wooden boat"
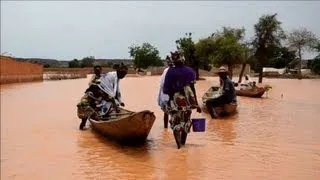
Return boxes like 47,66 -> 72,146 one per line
88,107 -> 156,144
201,86 -> 237,116
235,87 -> 267,98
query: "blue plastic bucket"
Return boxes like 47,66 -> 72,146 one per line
192,118 -> 206,132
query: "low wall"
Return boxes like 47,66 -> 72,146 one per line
0,56 -> 43,84
44,67 -> 146,76
43,73 -> 87,80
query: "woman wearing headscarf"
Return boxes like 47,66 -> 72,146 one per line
162,51 -> 201,148
157,55 -> 174,111
157,55 -> 174,128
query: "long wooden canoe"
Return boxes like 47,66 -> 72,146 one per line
235,87 -> 266,98
88,107 -> 156,144
201,86 -> 237,116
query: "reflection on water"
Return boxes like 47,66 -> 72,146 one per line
1,76 -> 320,179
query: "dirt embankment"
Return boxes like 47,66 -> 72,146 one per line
0,56 -> 43,84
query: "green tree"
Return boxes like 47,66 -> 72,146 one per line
195,35 -> 216,71
176,33 -> 201,80
68,59 -> 81,68
43,64 -> 50,68
314,42 -> 320,52
311,42 -> 320,75
215,27 -> 248,82
101,61 -> 114,68
218,27 -> 245,41
311,57 -> 320,75
268,46 -> 296,69
129,43 -> 163,69
288,28 -> 319,77
252,13 -> 286,83
238,42 -> 253,83
210,33 -> 246,79
80,56 -> 95,67
194,27 -> 246,80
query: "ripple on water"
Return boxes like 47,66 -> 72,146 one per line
1,77 -> 320,180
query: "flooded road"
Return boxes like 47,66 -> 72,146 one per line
1,76 -> 320,179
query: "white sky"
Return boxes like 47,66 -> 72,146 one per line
1,1 -> 319,60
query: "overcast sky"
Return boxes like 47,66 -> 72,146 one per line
1,1 -> 320,60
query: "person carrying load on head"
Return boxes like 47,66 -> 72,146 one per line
162,51 -> 202,138
205,66 -> 237,119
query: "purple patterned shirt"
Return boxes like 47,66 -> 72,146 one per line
163,65 -> 196,95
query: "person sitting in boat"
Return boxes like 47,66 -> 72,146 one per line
78,84 -> 107,130
77,64 -> 128,130
157,55 -> 174,111
162,51 -> 201,136
86,85 -> 114,116
240,74 -> 253,90
205,66 -> 237,119
89,65 -> 102,86
95,97 -> 108,116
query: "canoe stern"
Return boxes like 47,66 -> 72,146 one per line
89,110 -> 156,143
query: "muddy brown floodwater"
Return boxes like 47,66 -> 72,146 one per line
1,75 -> 320,180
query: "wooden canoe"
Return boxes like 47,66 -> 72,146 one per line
201,86 -> 237,116
235,87 -> 266,98
88,107 -> 156,144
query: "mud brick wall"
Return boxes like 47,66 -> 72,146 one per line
44,67 -> 139,75
0,56 -> 43,84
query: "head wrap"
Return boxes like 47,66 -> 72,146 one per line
170,51 -> 185,63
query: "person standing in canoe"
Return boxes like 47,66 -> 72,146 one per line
162,51 -> 201,146
205,66 -> 237,119
89,65 -> 102,86
78,63 -> 128,130
96,63 -> 128,107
